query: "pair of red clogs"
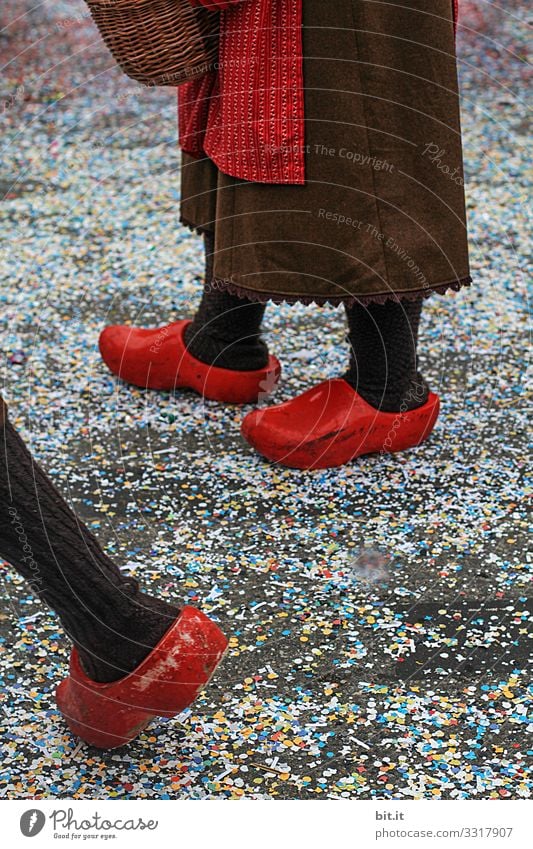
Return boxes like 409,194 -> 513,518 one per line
56,318 -> 439,750
98,319 -> 440,471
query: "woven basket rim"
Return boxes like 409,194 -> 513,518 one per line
87,0 -> 169,8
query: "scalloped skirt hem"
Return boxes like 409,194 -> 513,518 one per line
179,216 -> 214,236
207,275 -> 473,307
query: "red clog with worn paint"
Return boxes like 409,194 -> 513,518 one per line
56,606 -> 228,749
99,319 -> 281,404
241,378 -> 440,470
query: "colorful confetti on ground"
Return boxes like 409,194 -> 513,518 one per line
0,1 -> 531,799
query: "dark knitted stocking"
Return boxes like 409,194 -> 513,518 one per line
184,231 -> 268,370
0,418 -> 180,682
343,298 -> 429,411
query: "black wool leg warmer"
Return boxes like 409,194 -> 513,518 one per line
0,417 -> 180,682
343,298 -> 429,412
184,231 -> 269,371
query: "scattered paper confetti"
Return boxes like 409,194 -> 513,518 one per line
0,0 -> 530,800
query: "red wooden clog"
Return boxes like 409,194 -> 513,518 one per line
241,378 -> 440,470
99,319 -> 281,404
56,606 -> 228,749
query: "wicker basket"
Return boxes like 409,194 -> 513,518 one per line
85,0 -> 219,86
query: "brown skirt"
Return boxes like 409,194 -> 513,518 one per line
179,0 -> 471,306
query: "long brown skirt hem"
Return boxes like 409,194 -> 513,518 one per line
208,275 -> 472,308
180,216 -> 212,236
180,213 -> 472,306
180,161 -> 472,306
